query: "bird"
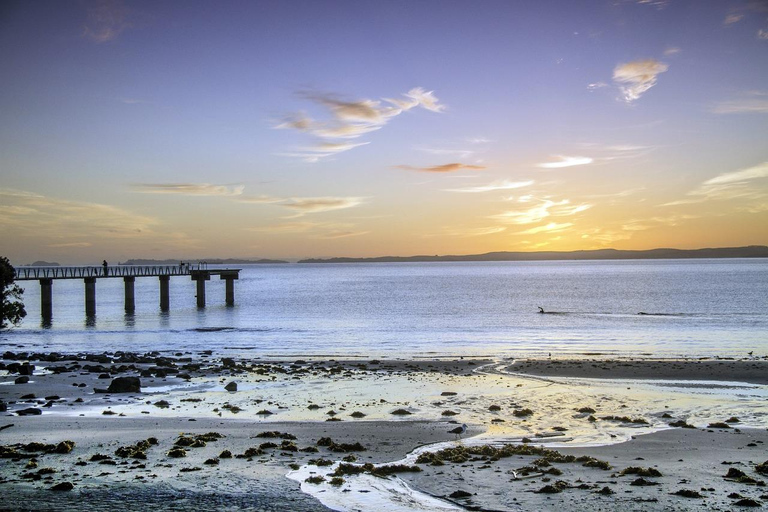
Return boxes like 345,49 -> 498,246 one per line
448,423 -> 467,439
509,470 -> 518,480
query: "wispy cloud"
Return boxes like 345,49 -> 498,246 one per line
280,197 -> 365,215
444,180 -> 534,193
0,188 -> 156,239
724,13 -> 744,25
663,46 -> 681,56
665,161 -> 768,205
712,91 -> 768,114
517,222 -> 573,235
491,198 -> 592,225
48,242 -> 94,248
315,230 -> 369,239
131,183 -> 245,196
396,162 -> 486,173
760,29 -> 768,40
276,88 -> 445,161
613,59 -> 669,103
587,82 -> 608,91
249,220 -> 368,239
536,156 -> 593,169
82,0 -> 131,43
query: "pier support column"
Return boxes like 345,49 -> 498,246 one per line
191,272 -> 210,308
40,279 -> 53,322
159,275 -> 170,311
124,276 -> 135,313
84,277 -> 96,317
220,273 -> 238,306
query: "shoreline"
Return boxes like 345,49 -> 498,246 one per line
505,358 -> 768,385
2,352 -> 767,510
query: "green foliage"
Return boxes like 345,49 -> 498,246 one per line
0,257 -> 26,328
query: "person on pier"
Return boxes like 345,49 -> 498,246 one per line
102,260 -> 108,277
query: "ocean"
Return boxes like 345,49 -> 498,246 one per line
4,259 -> 767,358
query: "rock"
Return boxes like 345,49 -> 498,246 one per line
107,377 -> 141,393
0,401 -> 6,412
224,381 -> 237,392
672,489 -> 703,498
19,363 -> 35,376
734,498 -> 762,507
17,407 -> 42,416
14,376 -> 29,384
50,482 -> 74,491
449,490 -> 472,498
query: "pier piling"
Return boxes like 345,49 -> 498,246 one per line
124,276 -> 135,313
40,279 -> 53,321
84,277 -> 96,316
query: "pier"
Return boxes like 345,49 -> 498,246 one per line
14,264 -> 240,321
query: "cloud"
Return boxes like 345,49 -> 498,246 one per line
724,13 -> 745,25
277,87 -> 445,161
131,183 -> 245,196
279,141 -> 371,163
235,195 -> 285,204
613,59 -> 669,103
587,82 -> 608,91
396,162 -> 485,173
280,197 -> 365,215
703,162 -> 768,186
491,198 -> 591,225
444,180 -> 534,193
712,91 -> 768,114
82,0 -> 131,43
250,220 -> 367,239
663,47 -> 681,56
517,222 -> 574,235
416,146 -> 476,159
0,188 -> 156,240
537,156 -> 593,169
48,242 -> 93,248
760,29 -> 768,40
314,230 -> 369,239
665,162 -> 768,205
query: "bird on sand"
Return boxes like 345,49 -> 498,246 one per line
449,423 -> 467,439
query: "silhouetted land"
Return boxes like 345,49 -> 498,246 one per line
298,245 -> 768,263
121,258 -> 289,265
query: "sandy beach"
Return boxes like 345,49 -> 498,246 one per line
1,353 -> 767,511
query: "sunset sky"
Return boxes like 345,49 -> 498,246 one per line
1,0 -> 767,264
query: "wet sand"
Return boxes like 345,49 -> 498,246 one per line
1,352 -> 767,510
507,358 -> 768,385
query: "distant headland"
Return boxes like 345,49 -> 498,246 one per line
120,258 -> 289,265
297,245 -> 768,264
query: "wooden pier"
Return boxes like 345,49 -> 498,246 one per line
14,264 -> 240,321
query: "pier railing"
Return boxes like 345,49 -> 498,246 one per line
13,264 -> 208,280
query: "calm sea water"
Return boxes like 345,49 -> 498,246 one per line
3,259 -> 767,358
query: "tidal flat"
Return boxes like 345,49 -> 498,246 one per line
1,352 -> 767,511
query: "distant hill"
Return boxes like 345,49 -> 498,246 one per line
120,258 -> 289,265
298,245 -> 768,263
27,261 -> 60,266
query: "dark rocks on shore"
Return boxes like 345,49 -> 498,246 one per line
448,490 -> 473,498
50,481 -> 74,491
672,489 -> 703,498
14,376 -> 30,384
16,407 -> 42,416
224,381 -> 237,392
107,377 -> 141,393
0,401 -> 6,412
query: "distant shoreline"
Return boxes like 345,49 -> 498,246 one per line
298,245 -> 768,263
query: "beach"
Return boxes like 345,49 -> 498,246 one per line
1,353 -> 766,510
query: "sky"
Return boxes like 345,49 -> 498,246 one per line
1,0 -> 767,264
